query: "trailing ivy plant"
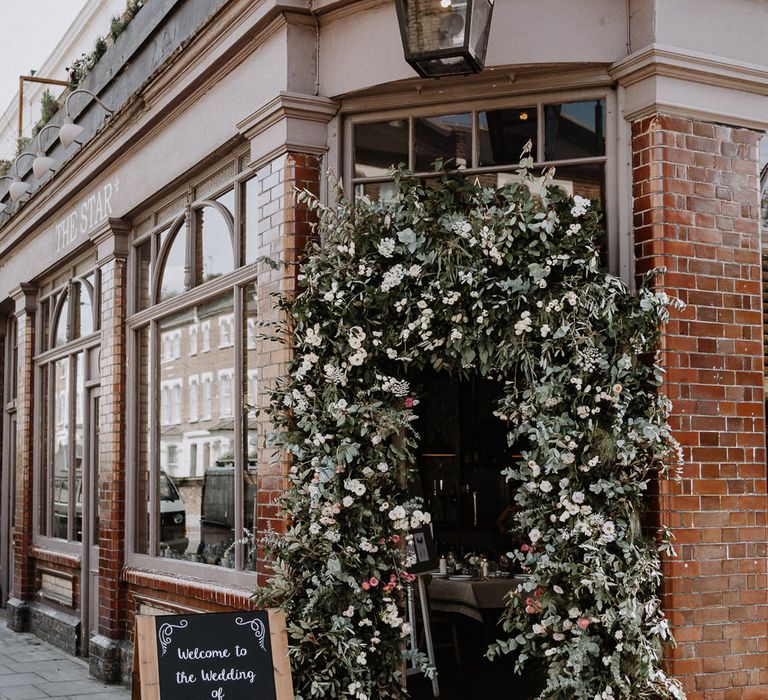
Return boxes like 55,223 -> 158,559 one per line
255,149 -> 686,700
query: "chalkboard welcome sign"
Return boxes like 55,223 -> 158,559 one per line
133,609 -> 293,700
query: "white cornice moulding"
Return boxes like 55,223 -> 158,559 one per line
237,92 -> 339,169
610,43 -> 768,96
611,44 -> 768,130
237,92 -> 340,137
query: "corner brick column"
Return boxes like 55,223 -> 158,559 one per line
88,218 -> 131,681
7,284 -> 37,631
251,152 -> 321,584
633,114 -> 768,698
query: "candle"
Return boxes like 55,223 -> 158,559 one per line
472,491 -> 478,526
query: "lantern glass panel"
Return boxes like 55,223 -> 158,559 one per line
403,0 -> 469,54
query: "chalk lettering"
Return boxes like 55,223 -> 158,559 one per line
211,689 -> 225,700
235,645 -> 247,658
199,668 -> 256,684
177,647 -> 231,660
175,670 -> 197,683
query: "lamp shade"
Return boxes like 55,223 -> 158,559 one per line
60,121 -> 84,148
33,153 -> 56,179
9,179 -> 31,202
395,0 -> 494,78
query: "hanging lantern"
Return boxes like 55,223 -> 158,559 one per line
395,0 -> 495,78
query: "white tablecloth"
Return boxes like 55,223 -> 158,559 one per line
428,576 -> 526,623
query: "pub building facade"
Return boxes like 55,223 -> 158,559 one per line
0,0 -> 766,696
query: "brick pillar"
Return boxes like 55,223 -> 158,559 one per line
7,284 -> 36,631
633,114 -> 768,698
251,152 -> 321,584
88,219 -> 130,681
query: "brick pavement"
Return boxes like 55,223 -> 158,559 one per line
0,614 -> 129,700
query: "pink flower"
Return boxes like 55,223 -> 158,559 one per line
369,577 -> 379,587
405,397 -> 415,408
577,617 -> 591,629
533,588 -> 543,598
525,605 -> 536,614
520,543 -> 531,553
335,466 -> 345,473
361,582 -> 370,591
391,535 -> 401,544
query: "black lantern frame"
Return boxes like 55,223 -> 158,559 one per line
395,0 -> 495,79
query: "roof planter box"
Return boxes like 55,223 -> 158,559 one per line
395,0 -> 494,78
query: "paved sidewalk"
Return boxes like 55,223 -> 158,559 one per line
0,615 -> 130,700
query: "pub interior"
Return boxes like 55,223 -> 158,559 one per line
406,373 -> 545,698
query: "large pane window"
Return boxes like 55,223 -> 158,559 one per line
131,173 -> 259,573
39,276 -> 99,542
349,96 -> 609,252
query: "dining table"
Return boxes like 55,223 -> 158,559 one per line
428,574 -> 528,623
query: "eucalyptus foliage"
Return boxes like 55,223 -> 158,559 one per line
255,155 -> 685,700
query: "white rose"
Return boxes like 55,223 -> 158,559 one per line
539,481 -> 553,493
529,528 -> 542,543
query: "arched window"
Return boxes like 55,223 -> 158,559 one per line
130,168 -> 260,578
38,271 -> 99,543
154,192 -> 235,305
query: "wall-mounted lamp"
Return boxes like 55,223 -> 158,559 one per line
32,123 -> 60,178
395,0 -> 495,78
60,88 -> 114,148
1,152 -> 36,202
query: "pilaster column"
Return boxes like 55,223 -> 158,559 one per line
238,93 -> 337,584
632,114 -> 768,698
7,283 -> 37,631
88,218 -> 130,681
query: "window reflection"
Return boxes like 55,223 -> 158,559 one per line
52,358 -> 69,539
199,190 -> 235,283
76,278 -> 94,338
479,107 -> 537,167
74,352 -> 84,542
244,283 -> 259,570
159,231 -> 186,302
414,113 -> 472,172
544,99 -> 605,161
155,294 -> 236,566
354,120 -> 409,178
54,295 -> 69,346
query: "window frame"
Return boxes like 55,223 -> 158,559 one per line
343,86 -> 623,276
126,155 -> 260,584
33,270 -> 100,551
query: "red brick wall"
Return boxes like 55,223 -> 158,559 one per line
633,114 -> 768,698
252,152 -> 320,584
97,246 -> 129,639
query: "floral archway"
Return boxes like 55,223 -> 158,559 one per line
256,155 -> 686,700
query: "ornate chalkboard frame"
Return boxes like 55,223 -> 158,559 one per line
132,609 -> 293,700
